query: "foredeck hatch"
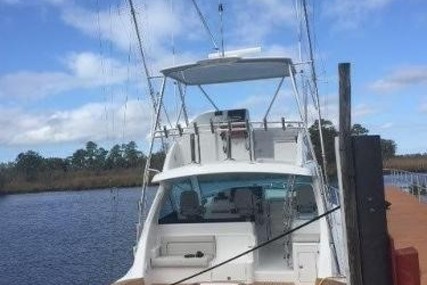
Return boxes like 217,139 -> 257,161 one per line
160,57 -> 294,85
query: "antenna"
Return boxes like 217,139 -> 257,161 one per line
218,1 -> 225,57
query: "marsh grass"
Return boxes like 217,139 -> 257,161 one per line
384,156 -> 427,172
0,168 -> 146,194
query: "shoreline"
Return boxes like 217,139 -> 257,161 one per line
0,168 -> 159,195
0,182 -> 159,196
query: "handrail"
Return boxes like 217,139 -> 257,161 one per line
385,169 -> 427,203
154,119 -> 304,138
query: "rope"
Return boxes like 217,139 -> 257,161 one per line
169,205 -> 341,285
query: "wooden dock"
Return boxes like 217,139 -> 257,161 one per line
385,186 -> 427,284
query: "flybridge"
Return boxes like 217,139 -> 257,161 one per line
160,57 -> 295,85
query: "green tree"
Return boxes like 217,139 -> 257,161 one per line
381,139 -> 397,160
106,144 -> 126,169
122,141 -> 143,168
44,157 -> 68,172
70,148 -> 87,170
309,119 -> 338,170
351,123 -> 369,136
95,147 -> 108,170
150,151 -> 166,171
85,141 -> 98,170
15,150 -> 45,181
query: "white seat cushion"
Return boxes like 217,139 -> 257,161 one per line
161,235 -> 216,256
151,254 -> 213,268
151,235 -> 216,268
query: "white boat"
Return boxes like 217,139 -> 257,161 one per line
113,56 -> 345,285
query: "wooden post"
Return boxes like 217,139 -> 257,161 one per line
339,63 -> 392,285
352,135 -> 392,285
338,63 -> 363,285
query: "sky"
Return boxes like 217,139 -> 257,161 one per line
0,0 -> 426,162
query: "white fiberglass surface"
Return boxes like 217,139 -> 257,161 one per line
158,173 -> 316,224
160,57 -> 293,85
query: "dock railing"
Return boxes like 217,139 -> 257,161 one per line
384,169 -> 427,203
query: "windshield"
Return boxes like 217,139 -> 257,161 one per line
158,173 -> 316,224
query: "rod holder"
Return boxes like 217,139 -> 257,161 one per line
227,120 -> 232,160
190,134 -> 196,163
163,125 -> 168,138
194,122 -> 201,164
193,122 -> 199,135
210,119 -> 214,134
177,124 -> 183,136
281,117 -> 286,131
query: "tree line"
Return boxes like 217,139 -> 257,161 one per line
0,120 -> 402,193
309,120 -> 397,175
0,141 -> 165,192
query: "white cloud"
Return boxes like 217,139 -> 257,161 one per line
60,1 -> 194,59
0,99 -> 152,146
379,122 -> 394,129
229,0 -> 295,45
0,52 -> 131,99
420,102 -> 427,114
353,103 -> 378,118
323,0 -> 394,30
370,65 -> 427,92
262,44 -> 298,59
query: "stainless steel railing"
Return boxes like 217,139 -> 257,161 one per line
384,169 -> 427,203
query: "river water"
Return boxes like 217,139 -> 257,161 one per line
0,187 -> 156,285
1,174 -> 426,285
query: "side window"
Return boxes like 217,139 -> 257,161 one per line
295,184 -> 317,218
158,179 -> 194,224
159,190 -> 175,221
172,179 -> 194,209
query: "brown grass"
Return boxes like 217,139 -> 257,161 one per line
384,156 -> 427,172
0,168 -> 147,194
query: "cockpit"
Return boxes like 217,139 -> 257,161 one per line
158,173 -> 317,225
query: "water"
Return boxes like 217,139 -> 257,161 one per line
0,187 -> 157,285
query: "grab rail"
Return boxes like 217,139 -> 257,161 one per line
154,119 -> 304,138
384,169 -> 427,203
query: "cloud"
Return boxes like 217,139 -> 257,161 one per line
261,44 -> 298,59
229,0 -> 296,45
353,103 -> 378,118
379,122 -> 394,129
420,102 -> 427,114
60,1 -> 194,59
0,52 -> 131,99
323,0 -> 394,30
370,65 -> 427,92
0,99 -> 152,146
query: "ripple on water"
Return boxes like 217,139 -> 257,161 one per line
0,187 -> 157,285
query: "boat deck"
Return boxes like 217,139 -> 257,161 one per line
385,186 -> 427,284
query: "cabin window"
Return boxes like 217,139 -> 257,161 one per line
158,173 -> 316,224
